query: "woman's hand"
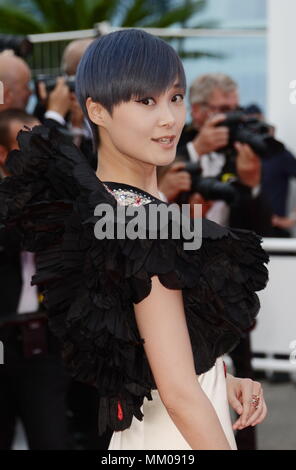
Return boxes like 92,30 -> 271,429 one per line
225,373 -> 268,430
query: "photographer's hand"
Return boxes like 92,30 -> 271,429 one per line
192,114 -> 229,156
272,213 -> 296,229
70,93 -> 84,128
188,192 -> 214,218
158,161 -> 191,202
235,142 -> 261,188
37,81 -> 47,105
47,77 -> 71,118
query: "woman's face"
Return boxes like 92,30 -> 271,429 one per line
99,81 -> 186,167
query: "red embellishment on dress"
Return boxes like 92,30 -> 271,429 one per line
223,360 -> 227,378
117,401 -> 124,421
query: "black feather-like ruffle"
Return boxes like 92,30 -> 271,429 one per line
0,125 -> 269,435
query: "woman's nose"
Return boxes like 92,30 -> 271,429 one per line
158,104 -> 176,127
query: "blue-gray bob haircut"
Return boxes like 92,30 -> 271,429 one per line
75,28 -> 186,151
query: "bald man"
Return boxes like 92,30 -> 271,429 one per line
0,51 -> 32,110
61,38 -> 93,76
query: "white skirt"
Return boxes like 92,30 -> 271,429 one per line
108,356 -> 237,450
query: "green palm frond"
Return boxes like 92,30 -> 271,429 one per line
190,20 -> 220,29
121,0 -> 151,27
71,0 -> 89,29
0,0 -> 215,33
0,0 -> 222,68
179,50 -> 224,60
188,0 -> 207,15
0,6 -> 45,34
141,1 -> 206,28
29,0 -> 56,21
87,0 -> 121,26
28,0 -> 86,31
39,0 -> 78,31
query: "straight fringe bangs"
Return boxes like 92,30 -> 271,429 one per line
76,29 -> 186,151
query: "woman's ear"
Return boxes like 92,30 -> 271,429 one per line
4,88 -> 13,108
86,97 -> 108,128
0,145 -> 8,169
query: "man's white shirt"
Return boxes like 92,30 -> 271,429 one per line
186,141 -> 230,225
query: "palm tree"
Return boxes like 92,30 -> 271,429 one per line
0,0 -> 207,33
0,0 -> 219,58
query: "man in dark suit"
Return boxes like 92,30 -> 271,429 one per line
0,109 -> 71,449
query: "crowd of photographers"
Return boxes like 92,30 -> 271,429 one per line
159,73 -> 296,237
156,73 -> 296,449
1,35 -> 296,451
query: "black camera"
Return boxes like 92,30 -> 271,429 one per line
0,34 -> 33,57
176,162 -> 237,205
216,109 -> 284,159
34,74 -> 75,98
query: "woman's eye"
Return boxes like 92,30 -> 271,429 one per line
135,94 -> 184,106
172,94 -> 184,102
136,97 -> 155,106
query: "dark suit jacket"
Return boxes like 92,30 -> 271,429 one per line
0,210 -> 62,357
0,227 -> 22,317
34,102 -> 97,171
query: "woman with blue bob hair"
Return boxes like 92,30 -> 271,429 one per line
0,29 -> 268,450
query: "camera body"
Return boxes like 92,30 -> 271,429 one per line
176,162 -> 237,205
216,109 -> 284,159
34,74 -> 75,97
175,108 -> 285,205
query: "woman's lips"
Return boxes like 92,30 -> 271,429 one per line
151,136 -> 175,149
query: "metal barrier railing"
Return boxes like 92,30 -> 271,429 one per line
26,21 -> 266,77
27,21 -> 266,43
226,237 -> 296,378
262,237 -> 296,253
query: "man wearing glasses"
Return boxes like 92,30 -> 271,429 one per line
184,73 -> 239,157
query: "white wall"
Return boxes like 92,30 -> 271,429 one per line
268,0 -> 296,233
267,0 -> 296,154
252,255 -> 296,356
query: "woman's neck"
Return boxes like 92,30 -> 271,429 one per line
96,144 -> 160,199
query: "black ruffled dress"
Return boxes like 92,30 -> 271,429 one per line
0,125 -> 269,439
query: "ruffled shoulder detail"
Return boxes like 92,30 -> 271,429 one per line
0,125 -> 269,435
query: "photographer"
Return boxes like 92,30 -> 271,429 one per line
159,73 -> 273,236
243,104 -> 296,237
0,51 -> 32,111
34,39 -> 97,171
